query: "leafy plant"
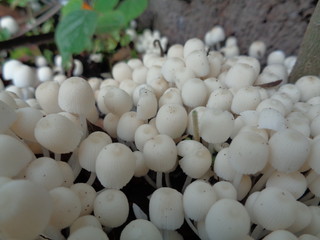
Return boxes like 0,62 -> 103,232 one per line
55,0 -> 148,65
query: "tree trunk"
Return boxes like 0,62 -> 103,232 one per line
137,0 -> 316,58
288,0 -> 320,83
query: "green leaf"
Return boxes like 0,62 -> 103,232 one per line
95,11 -> 126,34
93,0 -> 119,12
120,33 -> 131,47
55,10 -> 98,63
61,0 -> 83,17
10,47 -> 33,59
0,28 -> 11,41
117,0 -> 148,23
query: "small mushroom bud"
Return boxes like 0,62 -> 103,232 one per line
183,38 -> 205,58
181,78 -> 209,108
248,40 -> 266,59
205,199 -> 250,240
155,103 -> 188,139
96,143 -> 135,189
199,108 -> 234,144
112,62 -> 132,82
224,63 -> 257,91
185,50 -> 210,77
94,189 -> 129,228
149,187 -> 184,230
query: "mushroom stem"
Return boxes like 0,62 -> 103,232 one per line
182,176 -> 193,193
192,110 -> 200,142
249,167 -> 275,194
153,39 -> 164,57
55,153 -> 61,162
306,170 -> 318,184
165,173 -> 171,187
251,224 -> 264,240
184,217 -> 199,237
79,115 -> 88,139
156,172 -> 163,188
161,229 -> 169,240
86,172 -> 96,186
144,174 -> 157,188
41,146 -> 50,158
300,191 -> 314,202
68,150 -> 82,178
304,196 -> 320,206
232,173 -> 243,190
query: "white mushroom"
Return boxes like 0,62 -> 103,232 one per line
94,189 -> 129,228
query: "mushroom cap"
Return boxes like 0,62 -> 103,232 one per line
112,61 -> 132,81
179,146 -> 212,178
12,64 -> 37,88
25,157 -> 64,190
248,40 -> 267,59
58,76 -> 95,115
181,78 -> 209,108
78,131 -> 112,172
34,113 -> 83,154
137,88 -> 158,120
263,230 -> 298,240
134,124 -> 159,151
212,181 -> 237,200
70,183 -> 97,216
253,187 -> 297,230
103,113 -> 120,138
69,215 -> 102,234
228,131 -> 269,175
224,63 -> 257,91
37,66 -> 53,82
269,128 -> 310,173
231,86 -> 262,114
295,76 -> 320,102
35,81 -> 62,113
11,107 -> 43,142
206,88 -> 233,111
287,201 -> 312,233
266,171 -> 307,199
117,111 -> 144,142
68,226 -> 109,240
185,50 -> 210,77
94,189 -> 129,228
133,151 -> 149,177
258,108 -> 287,132
161,57 -> 185,83
159,87 -> 183,108
205,198 -> 250,240
0,134 -> 35,178
214,147 -> 236,181
2,59 -> 22,80
183,38 -> 205,58
176,139 -> 206,157
143,134 -> 177,173
120,219 -> 162,240
102,86 -> 133,116
0,179 -> 52,240
199,108 -> 234,144
183,180 -> 217,221
149,187 -> 184,230
96,143 -> 135,189
0,100 -> 17,133
155,103 -> 188,139
49,186 -> 81,230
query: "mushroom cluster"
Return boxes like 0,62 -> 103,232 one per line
1,25 -> 320,240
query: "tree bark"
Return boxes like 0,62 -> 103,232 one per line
137,0 -> 316,58
288,0 -> 320,83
